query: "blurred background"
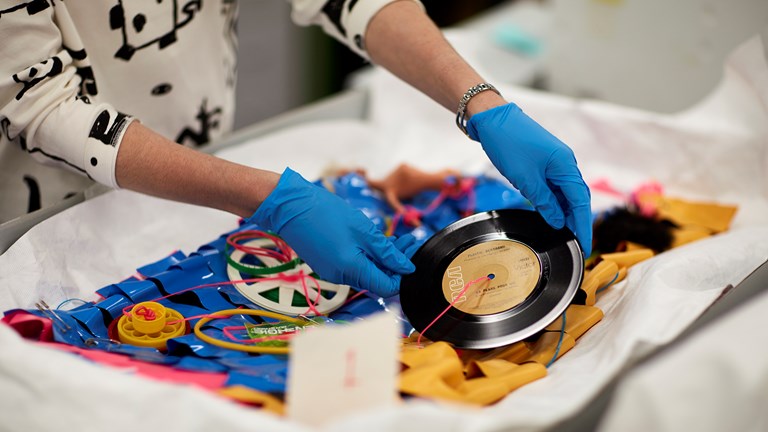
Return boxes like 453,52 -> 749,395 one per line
234,0 -> 768,130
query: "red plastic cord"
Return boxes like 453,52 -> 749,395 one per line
226,230 -> 295,262
417,275 -> 491,347
133,305 -> 157,321
387,177 -> 477,235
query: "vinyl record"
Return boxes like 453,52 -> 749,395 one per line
400,209 -> 584,349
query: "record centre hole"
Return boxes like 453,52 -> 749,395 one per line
487,273 -> 495,280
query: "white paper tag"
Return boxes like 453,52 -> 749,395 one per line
287,312 -> 400,426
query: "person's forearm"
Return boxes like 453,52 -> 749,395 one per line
365,1 -> 507,118
115,122 -> 279,218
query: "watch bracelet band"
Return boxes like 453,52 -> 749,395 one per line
456,83 -> 501,137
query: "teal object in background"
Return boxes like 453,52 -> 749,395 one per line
493,23 -> 542,57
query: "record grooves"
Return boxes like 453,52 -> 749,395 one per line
400,209 -> 584,349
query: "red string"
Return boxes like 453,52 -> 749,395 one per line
342,289 -> 369,307
401,207 -> 422,226
133,305 -> 157,321
228,230 -> 290,254
226,230 -> 295,263
298,269 -> 322,316
227,230 -> 326,316
461,178 -> 477,217
386,177 -> 478,235
122,228 -> 334,324
222,325 -> 246,342
422,190 -> 449,214
117,231 -> 356,346
417,275 -> 491,348
120,273 -> 324,318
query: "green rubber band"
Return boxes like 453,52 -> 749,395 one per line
225,243 -> 301,276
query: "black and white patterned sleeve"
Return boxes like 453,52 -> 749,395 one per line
287,0 -> 425,59
0,2 -> 134,188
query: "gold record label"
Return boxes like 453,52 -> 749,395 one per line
441,240 -> 541,315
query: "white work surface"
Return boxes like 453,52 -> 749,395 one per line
1,36 -> 767,432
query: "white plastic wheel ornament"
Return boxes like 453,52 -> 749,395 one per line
227,239 -> 350,316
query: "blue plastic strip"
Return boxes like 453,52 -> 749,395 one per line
167,333 -> 249,359
174,355 -> 229,373
94,294 -> 133,321
225,364 -> 288,394
137,250 -> 188,277
331,296 -> 386,321
69,307 -> 110,339
167,254 -> 215,273
96,283 -> 124,299
112,279 -> 164,304
184,287 -> 239,312
216,285 -> 260,309
218,354 -> 286,369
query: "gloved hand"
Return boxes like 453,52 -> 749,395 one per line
249,168 -> 415,297
467,102 -> 592,256
392,233 -> 422,260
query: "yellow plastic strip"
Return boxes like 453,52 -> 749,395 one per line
580,260 -> 619,305
601,249 -> 654,268
544,305 -> 604,339
218,385 -> 286,415
458,362 -> 547,405
656,197 -> 737,233
524,331 -> 576,365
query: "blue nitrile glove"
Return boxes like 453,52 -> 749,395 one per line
467,103 -> 592,256
249,168 -> 415,297
393,233 -> 422,260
